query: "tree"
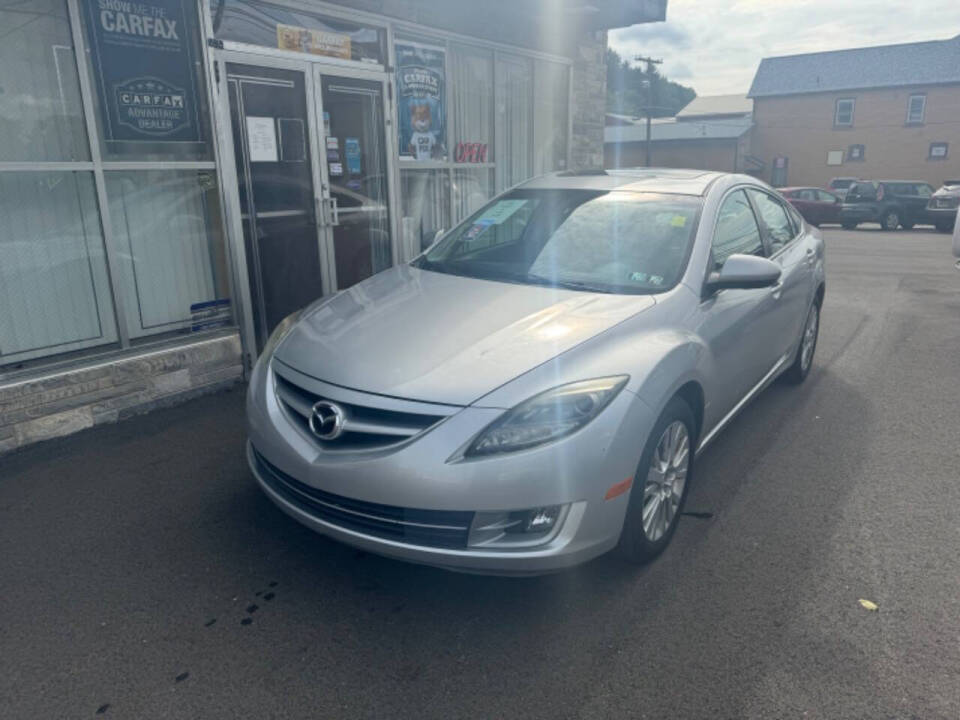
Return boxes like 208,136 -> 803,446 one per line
606,48 -> 696,118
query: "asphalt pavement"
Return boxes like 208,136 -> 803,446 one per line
2,226 -> 959,719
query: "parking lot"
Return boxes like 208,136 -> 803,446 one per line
1,227 -> 958,719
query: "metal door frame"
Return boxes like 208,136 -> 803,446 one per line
214,50 -> 333,346
311,64 -> 399,291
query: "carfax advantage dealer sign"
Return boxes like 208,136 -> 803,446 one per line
84,0 -> 201,143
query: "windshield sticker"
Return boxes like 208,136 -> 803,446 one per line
670,215 -> 687,227
630,271 -> 649,282
649,275 -> 665,286
465,218 -> 495,240
476,199 -> 527,225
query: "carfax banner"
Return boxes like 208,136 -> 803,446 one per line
84,0 -> 201,143
395,42 -> 446,161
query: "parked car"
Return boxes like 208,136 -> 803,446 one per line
828,177 -> 860,200
246,169 -> 825,574
927,179 -> 960,233
839,180 -> 936,230
780,187 -> 842,226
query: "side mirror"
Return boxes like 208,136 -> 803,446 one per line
705,254 -> 781,295
433,229 -> 445,244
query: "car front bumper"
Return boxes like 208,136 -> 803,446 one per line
246,358 -> 655,575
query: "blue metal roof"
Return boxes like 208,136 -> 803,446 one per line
748,35 -> 960,98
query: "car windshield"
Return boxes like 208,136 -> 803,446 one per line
412,189 -> 701,294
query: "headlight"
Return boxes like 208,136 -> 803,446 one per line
464,376 -> 629,458
259,309 -> 303,360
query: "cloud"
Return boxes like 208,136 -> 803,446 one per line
612,22 -> 692,51
609,0 -> 960,96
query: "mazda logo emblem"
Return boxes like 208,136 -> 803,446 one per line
309,400 -> 345,440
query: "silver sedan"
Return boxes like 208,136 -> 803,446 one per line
246,169 -> 825,574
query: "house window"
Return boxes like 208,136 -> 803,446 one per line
929,142 -> 949,160
848,144 -> 865,161
906,94 -> 926,124
834,98 -> 855,127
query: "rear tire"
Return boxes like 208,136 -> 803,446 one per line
616,397 -> 695,565
841,222 -> 857,230
783,301 -> 820,385
936,221 -> 955,233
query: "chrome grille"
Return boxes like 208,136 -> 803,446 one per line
272,361 -> 453,451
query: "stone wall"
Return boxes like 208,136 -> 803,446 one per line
571,31 -> 608,170
0,333 -> 243,455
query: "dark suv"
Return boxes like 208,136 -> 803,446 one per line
839,180 -> 935,231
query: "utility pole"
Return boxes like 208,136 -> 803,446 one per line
634,55 -> 663,167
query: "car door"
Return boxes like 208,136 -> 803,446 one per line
913,183 -> 934,224
816,189 -> 841,224
696,189 -> 782,430
746,188 -> 813,363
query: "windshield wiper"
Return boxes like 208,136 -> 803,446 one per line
525,273 -> 617,294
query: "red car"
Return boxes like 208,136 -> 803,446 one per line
780,187 -> 842,226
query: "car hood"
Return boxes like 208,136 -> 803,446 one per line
274,265 -> 655,406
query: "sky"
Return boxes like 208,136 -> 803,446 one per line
608,0 -> 960,97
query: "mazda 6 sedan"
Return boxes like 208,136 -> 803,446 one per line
246,169 -> 825,574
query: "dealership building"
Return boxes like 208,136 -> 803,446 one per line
0,0 -> 667,453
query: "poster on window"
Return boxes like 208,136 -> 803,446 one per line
83,0 -> 201,143
396,42 -> 446,161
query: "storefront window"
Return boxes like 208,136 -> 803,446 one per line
79,0 -> 215,162
212,0 -> 386,65
0,172 -> 118,365
0,0 -> 88,162
400,170 -> 449,260
105,170 -> 231,340
534,60 -> 569,173
496,54 -> 533,190
451,45 -> 493,165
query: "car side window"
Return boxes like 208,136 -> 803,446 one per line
800,189 -> 816,201
712,190 -> 764,269
816,190 -> 837,203
747,189 -> 795,253
916,184 -> 932,198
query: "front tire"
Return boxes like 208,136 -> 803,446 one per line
616,397 -> 695,564
783,301 -> 820,384
882,210 -> 900,231
841,222 -> 857,230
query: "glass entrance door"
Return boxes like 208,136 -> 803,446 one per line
226,63 -> 325,349
314,72 -> 392,289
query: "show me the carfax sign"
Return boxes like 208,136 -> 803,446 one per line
84,0 -> 201,143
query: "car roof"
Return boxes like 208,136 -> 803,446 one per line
780,186 -> 827,192
516,168 -> 726,196
872,179 -> 929,184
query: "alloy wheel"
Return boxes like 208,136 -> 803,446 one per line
801,304 -> 819,373
642,421 -> 690,542
884,212 -> 899,230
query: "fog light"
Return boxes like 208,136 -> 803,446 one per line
521,506 -> 561,533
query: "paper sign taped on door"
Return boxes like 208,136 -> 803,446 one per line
246,116 -> 278,162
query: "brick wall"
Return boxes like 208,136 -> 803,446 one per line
752,84 -> 960,188
0,334 -> 243,455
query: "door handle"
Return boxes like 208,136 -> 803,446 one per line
328,197 -> 339,227
315,197 -> 340,227
805,247 -> 816,265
